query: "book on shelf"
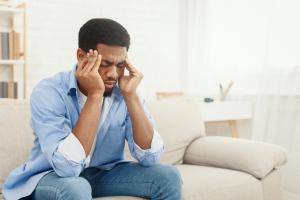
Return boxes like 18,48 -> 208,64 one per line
0,30 -> 21,60
0,32 -> 1,59
0,0 -> 12,7
0,81 -> 8,98
1,32 -> 9,60
0,81 -> 18,98
13,31 -> 20,59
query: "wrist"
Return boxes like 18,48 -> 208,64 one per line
87,91 -> 104,99
123,91 -> 138,99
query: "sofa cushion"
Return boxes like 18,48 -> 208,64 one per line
145,99 -> 206,164
177,164 -> 263,200
183,136 -> 287,179
71,165 -> 265,200
0,99 -> 34,189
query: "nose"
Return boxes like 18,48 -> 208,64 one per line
106,65 -> 118,79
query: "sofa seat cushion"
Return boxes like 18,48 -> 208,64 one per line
94,164 -> 264,200
177,164 -> 263,200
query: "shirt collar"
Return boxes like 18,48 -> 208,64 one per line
67,64 -> 78,96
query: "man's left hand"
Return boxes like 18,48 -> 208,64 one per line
119,58 -> 143,96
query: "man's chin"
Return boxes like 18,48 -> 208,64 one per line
103,91 -> 112,97
103,86 -> 114,97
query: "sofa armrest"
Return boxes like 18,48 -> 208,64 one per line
183,136 -> 287,179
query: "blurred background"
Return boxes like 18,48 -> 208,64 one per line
0,0 -> 299,199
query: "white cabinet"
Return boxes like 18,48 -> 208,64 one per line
200,101 -> 252,122
200,101 -> 253,137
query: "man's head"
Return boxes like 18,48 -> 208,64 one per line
77,18 -> 130,93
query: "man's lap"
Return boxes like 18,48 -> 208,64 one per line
27,162 -> 181,199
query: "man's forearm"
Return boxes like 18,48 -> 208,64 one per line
124,93 -> 153,149
72,94 -> 103,156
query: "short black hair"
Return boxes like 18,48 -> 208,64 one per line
78,18 -> 130,52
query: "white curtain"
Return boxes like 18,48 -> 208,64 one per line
251,0 -> 300,198
185,0 -> 300,199
252,66 -> 300,200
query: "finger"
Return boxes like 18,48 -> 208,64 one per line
85,50 -> 93,67
125,58 -> 135,72
92,54 -> 102,72
125,59 -> 139,75
81,51 -> 91,71
83,49 -> 98,73
77,57 -> 88,72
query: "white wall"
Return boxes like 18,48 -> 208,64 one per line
7,0 -> 254,142
17,0 -> 183,100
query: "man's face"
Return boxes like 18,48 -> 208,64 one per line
96,44 -> 127,93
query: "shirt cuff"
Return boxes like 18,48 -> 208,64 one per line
57,133 -> 86,163
133,129 -> 164,155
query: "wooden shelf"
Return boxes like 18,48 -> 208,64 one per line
0,6 -> 23,13
0,60 -> 24,65
0,3 -> 27,99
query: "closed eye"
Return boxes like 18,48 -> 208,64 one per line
100,64 -> 110,68
117,63 -> 126,68
101,61 -> 112,68
100,60 -> 126,68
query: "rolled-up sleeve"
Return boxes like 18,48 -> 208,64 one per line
133,130 -> 164,159
125,97 -> 164,167
30,83 -> 85,177
57,133 -> 86,163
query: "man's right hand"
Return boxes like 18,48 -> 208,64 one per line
73,49 -> 105,156
76,49 -> 105,97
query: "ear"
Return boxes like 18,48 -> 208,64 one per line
76,48 -> 86,62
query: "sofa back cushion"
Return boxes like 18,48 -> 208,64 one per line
0,99 -> 34,189
145,99 -> 206,164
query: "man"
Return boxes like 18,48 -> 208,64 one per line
2,18 -> 182,200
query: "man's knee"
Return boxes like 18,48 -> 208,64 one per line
160,165 -> 182,186
59,177 -> 92,199
151,165 -> 182,190
148,164 -> 182,199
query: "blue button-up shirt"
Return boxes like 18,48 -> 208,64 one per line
2,65 -> 164,200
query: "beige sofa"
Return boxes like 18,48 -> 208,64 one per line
0,98 -> 287,200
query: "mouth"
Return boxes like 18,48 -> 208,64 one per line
104,81 -> 116,89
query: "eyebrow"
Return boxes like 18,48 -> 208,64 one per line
101,59 -> 126,65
